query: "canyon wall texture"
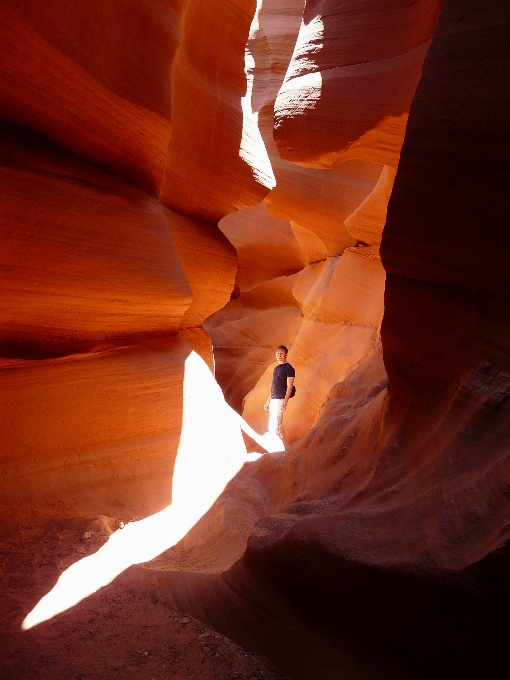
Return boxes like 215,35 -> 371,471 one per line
0,0 -> 266,517
143,1 -> 510,679
2,1 -> 510,679
208,0 -> 442,451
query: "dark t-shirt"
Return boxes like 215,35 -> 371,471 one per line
271,362 -> 295,399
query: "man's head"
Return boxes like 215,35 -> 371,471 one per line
276,345 -> 288,363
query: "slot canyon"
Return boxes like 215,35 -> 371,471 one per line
1,0 -> 509,678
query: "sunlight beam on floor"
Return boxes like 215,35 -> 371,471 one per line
21,351 -> 270,630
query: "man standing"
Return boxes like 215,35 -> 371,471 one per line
264,345 -> 295,448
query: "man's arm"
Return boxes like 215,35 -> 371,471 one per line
264,392 -> 271,411
281,376 -> 294,409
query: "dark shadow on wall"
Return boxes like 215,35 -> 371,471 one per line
380,0 -> 510,423
145,534 -> 510,680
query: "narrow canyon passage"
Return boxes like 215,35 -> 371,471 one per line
1,1 -> 510,679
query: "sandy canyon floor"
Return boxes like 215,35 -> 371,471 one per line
0,508 -> 289,680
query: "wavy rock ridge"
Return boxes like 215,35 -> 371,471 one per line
0,0 -> 267,516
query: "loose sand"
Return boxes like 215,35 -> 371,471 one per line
0,508 -> 289,680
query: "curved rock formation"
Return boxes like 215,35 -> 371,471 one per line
0,130 -> 191,345
0,0 -> 262,520
210,0 -> 433,447
160,0 -> 275,222
2,1 -> 510,680
240,248 -> 385,443
0,0 -> 176,194
218,200 -> 306,291
274,0 -> 442,168
143,3 -> 510,680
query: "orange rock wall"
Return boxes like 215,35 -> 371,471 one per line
0,0 -> 176,193
136,2 -> 510,680
209,0 -> 438,445
274,0 -> 442,168
0,133 -> 191,345
0,0 -> 264,517
2,1 -> 510,679
160,0 -> 275,221
1,338 -> 188,517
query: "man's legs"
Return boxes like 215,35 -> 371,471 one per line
268,398 -> 285,447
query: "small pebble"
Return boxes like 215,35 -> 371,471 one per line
76,546 -> 87,554
117,521 -> 125,529
179,617 -> 190,624
81,531 -> 92,540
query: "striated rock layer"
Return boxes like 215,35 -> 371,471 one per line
274,0 -> 442,168
0,0 -> 267,518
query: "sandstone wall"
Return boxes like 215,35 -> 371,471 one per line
0,0 -> 266,517
2,1 -> 510,679
210,0 -> 439,447
138,2 -> 510,679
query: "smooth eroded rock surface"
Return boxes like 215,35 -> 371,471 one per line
1,337 -> 189,517
2,2 -> 510,680
274,0 -> 442,168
